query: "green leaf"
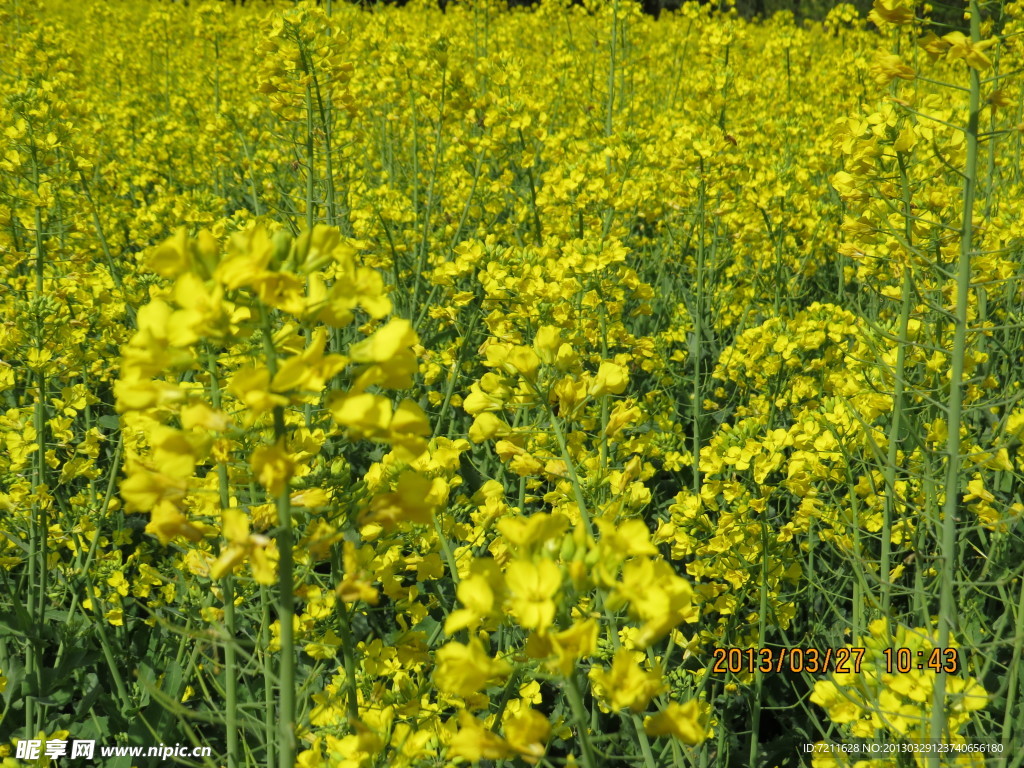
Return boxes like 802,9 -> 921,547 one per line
97,414 -> 121,430
74,673 -> 103,719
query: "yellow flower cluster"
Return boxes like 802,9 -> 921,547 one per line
810,621 -> 987,768
1,0 -> 1020,765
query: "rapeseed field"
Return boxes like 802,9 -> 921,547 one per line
1,0 -> 1022,766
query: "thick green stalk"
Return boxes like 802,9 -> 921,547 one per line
69,436 -> 132,713
605,0 -> 617,138
233,119 -> 265,218
207,352 -> 238,768
748,522 -> 770,767
929,3 -> 981,757
600,0 -> 621,240
68,436 -> 132,717
563,674 -> 598,768
305,81 -> 316,232
517,128 -> 543,246
260,309 -> 296,768
26,155 -> 48,736
998,580 -> 1024,768
692,168 -> 705,497
410,69 -> 447,320
274,419 -> 296,768
545,409 -> 594,539
432,313 -> 479,439
261,584 -> 276,768
76,169 -> 123,290
598,309 -> 610,478
540,392 -> 658,768
335,598 -> 360,723
222,557 -> 238,768
305,54 -> 337,227
881,155 -> 915,619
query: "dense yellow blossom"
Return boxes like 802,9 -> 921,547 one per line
1,0 -> 1017,765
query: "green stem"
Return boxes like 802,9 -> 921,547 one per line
880,155 -> 915,619
73,436 -> 132,715
605,0 -> 617,137
692,166 -> 705,497
749,522 -> 770,767
260,309 -> 296,768
304,81 -> 316,232
929,3 -> 981,757
410,69 -> 447,322
999,579 -> 1024,768
539,387 -> 658,768
563,674 -> 598,768
305,54 -> 337,227
336,600 -> 360,723
207,351 -> 238,768
274,419 -> 295,768
27,155 -> 48,735
261,584 -> 276,768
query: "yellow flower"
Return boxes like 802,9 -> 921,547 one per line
503,346 -> 542,380
180,402 -> 231,432
870,53 -> 915,86
643,700 -> 709,744
145,500 -> 205,545
114,377 -> 185,412
946,676 -> 987,712
147,227 -> 194,278
214,225 -> 277,290
366,470 -> 447,527
251,442 -> 296,497
505,558 -> 562,631
942,31 -> 997,70
305,630 -> 343,660
533,325 -> 562,364
613,558 -> 694,646
867,0 -> 915,26
335,541 -> 379,605
595,518 -> 659,558
463,384 -> 507,416
590,648 -> 665,713
589,361 -> 628,396
211,507 -> 277,584
169,272 -> 228,346
120,462 -> 189,513
811,680 -> 862,724
329,392 -> 393,436
497,512 -> 569,553
329,393 -> 429,459
434,638 -> 511,698
918,30 -> 951,60
271,327 -> 347,395
546,619 -> 599,676
448,713 -> 514,761
229,366 -> 290,416
106,570 -> 129,597
387,399 -> 431,460
349,318 -> 419,390
502,707 -> 550,763
445,559 -> 505,634
468,412 -> 511,443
